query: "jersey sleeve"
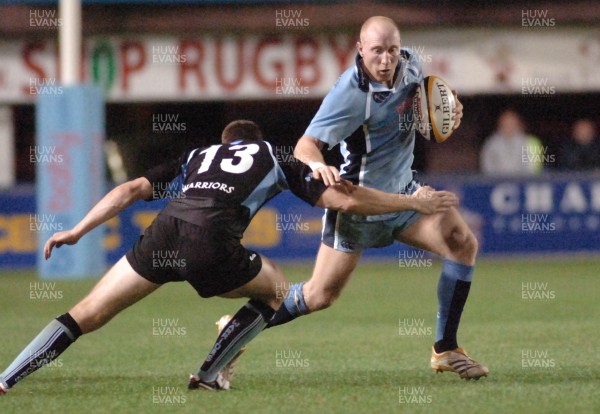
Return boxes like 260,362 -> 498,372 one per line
304,70 -> 367,149
140,149 -> 191,201
278,161 -> 327,206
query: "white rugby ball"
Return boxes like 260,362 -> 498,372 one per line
413,75 -> 456,143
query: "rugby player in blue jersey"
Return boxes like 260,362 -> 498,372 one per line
0,120 -> 458,394
267,16 -> 488,380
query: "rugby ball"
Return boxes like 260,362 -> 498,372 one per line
413,76 -> 456,143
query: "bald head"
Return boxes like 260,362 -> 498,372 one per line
356,16 -> 401,86
360,16 -> 400,43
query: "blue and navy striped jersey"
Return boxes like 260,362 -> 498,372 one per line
305,50 -> 423,204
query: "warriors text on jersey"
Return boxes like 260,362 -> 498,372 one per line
125,139 -> 325,297
145,139 -> 325,237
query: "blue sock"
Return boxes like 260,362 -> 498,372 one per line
434,260 -> 473,353
265,282 -> 309,328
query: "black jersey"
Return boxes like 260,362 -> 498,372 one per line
142,139 -> 325,237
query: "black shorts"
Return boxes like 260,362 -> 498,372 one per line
125,214 -> 262,298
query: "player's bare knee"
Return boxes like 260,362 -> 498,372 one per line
445,225 -> 477,262
467,232 -> 479,256
459,229 -> 478,259
306,296 -> 328,312
306,288 -> 340,311
451,229 -> 478,263
70,303 -> 113,333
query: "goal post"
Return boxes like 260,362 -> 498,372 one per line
36,0 -> 106,278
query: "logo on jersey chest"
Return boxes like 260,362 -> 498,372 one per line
182,181 -> 235,194
372,91 -> 391,104
395,98 -> 412,115
395,85 -> 420,133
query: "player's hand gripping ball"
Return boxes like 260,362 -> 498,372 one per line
413,76 -> 456,143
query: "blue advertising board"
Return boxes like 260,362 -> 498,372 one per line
430,173 -> 600,255
1,173 -> 599,270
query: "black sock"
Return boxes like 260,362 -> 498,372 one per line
434,280 -> 471,353
265,305 -> 293,329
265,282 -> 309,329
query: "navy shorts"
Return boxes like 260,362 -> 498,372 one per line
126,214 -> 262,298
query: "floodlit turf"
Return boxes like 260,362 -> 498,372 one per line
0,257 -> 599,414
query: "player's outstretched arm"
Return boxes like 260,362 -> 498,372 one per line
44,177 -> 153,259
294,135 -> 341,186
317,184 -> 458,216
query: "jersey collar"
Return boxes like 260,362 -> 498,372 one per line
354,53 -> 402,92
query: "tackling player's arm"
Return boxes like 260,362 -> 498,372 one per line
281,159 -> 457,216
318,184 -> 458,216
43,178 -> 153,259
44,152 -> 186,259
294,135 -> 342,187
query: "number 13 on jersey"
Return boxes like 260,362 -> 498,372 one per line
197,144 -> 260,175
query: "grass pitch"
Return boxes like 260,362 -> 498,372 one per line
0,257 -> 598,414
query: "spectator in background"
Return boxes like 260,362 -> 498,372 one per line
559,119 -> 600,171
480,110 -> 543,175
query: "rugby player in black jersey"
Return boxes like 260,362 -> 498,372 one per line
0,120 -> 457,393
